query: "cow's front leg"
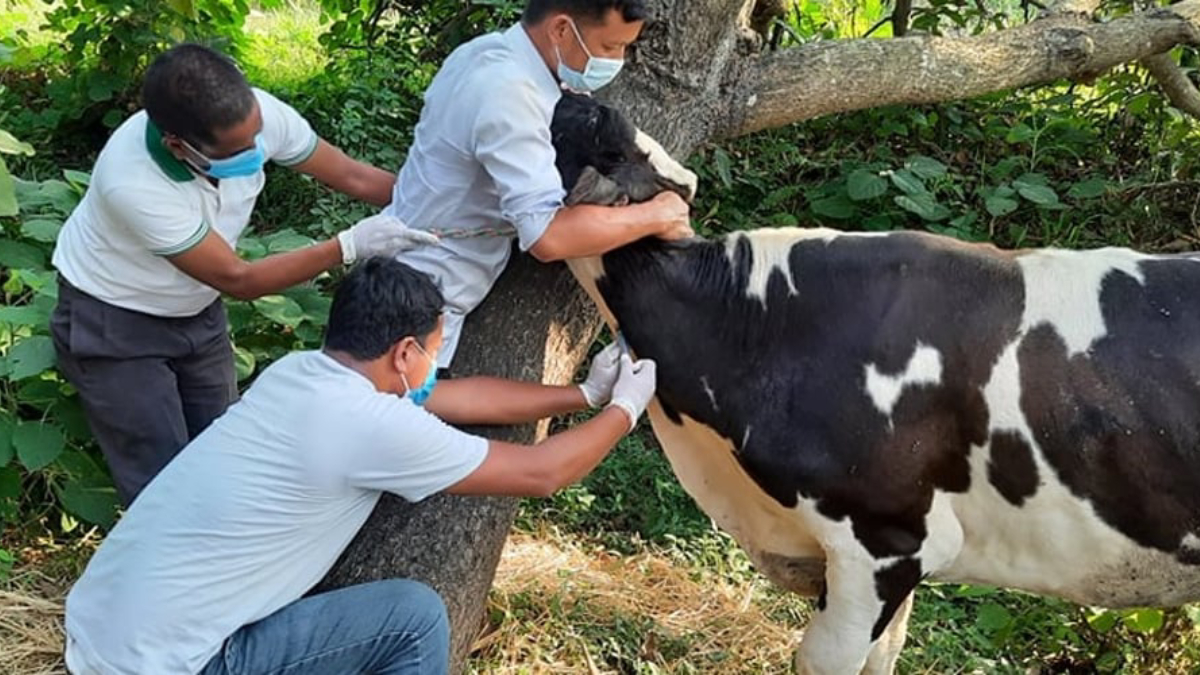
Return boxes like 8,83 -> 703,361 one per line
794,550 -> 921,675
862,591 -> 914,675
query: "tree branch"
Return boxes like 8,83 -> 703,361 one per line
733,0 -> 1200,137
1141,51 -> 1200,117
892,0 -> 913,38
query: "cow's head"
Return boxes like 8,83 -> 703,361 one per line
551,91 -> 696,207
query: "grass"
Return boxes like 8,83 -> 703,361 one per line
242,1 -> 329,88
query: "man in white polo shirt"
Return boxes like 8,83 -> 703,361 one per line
51,44 -> 435,505
387,0 -> 696,370
64,257 -> 657,674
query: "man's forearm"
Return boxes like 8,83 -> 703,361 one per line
225,239 -> 343,300
427,377 -> 588,425
529,202 -> 666,262
337,164 -> 396,207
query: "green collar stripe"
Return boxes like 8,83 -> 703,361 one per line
145,121 -> 196,183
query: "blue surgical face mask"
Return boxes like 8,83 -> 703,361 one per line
182,134 -> 266,179
555,18 -> 624,93
402,342 -> 439,406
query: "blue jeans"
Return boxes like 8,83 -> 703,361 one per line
200,580 -> 449,675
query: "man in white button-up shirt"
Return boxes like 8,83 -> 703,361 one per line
386,0 -> 694,367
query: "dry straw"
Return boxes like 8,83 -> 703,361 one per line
0,532 -> 803,675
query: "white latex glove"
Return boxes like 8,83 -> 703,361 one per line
608,353 -> 657,433
337,214 -> 439,264
578,341 -> 622,407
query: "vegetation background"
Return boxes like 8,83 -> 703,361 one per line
2,0 -> 1200,671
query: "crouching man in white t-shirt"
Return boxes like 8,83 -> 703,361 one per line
62,257 -> 656,675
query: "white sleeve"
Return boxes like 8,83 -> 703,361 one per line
254,88 -> 319,167
345,397 -> 488,502
472,78 -> 566,251
100,184 -> 208,257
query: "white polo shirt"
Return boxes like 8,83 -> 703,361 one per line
52,88 -> 319,317
63,350 -> 489,675
386,23 -> 566,367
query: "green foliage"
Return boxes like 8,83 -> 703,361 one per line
0,129 -> 120,539
1,0 -> 268,148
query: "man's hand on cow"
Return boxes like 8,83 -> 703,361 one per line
607,353 -> 657,432
337,214 -> 440,265
578,341 -> 622,407
648,191 -> 694,241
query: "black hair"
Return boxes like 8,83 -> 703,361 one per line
324,257 -> 445,360
522,0 -> 649,25
142,43 -> 256,148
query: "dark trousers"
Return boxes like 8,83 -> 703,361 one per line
51,279 -> 237,506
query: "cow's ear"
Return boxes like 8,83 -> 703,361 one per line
566,165 -> 627,206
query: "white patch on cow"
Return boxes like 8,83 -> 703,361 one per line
1016,248 -> 1148,356
634,129 -> 698,200
724,229 -> 805,303
939,338 -> 1200,607
724,228 -> 903,305
565,257 -> 619,330
700,375 -> 720,412
863,343 -> 943,421
645,402 -> 822,592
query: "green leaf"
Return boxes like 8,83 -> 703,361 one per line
1123,608 -> 1164,634
0,129 -> 34,156
0,157 -> 15,217
101,109 -> 124,128
1016,183 -> 1059,206
17,380 -> 61,409
0,305 -> 43,327
1014,172 -> 1049,187
810,195 -> 856,220
1006,123 -> 1035,143
14,422 -> 64,471
0,466 -> 19,500
21,218 -> 62,243
846,170 -> 888,201
62,169 -> 90,189
265,232 -> 316,254
888,169 -> 928,196
1185,605 -> 1200,627
975,602 -> 1013,633
713,148 -> 733,189
59,480 -> 119,528
1087,609 -> 1119,633
0,238 -> 47,270
237,237 -> 268,260
894,193 -> 950,222
0,414 -> 13,467
253,295 -> 305,328
233,345 -> 256,381
907,156 -> 948,180
1068,178 -> 1109,200
7,336 -> 56,380
985,195 -> 1020,217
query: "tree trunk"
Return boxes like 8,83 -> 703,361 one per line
319,0 -> 1200,670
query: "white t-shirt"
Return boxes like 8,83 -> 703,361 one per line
52,88 -> 319,317
63,351 -> 488,675
387,24 -> 566,367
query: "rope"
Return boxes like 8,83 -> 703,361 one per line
425,224 -> 518,240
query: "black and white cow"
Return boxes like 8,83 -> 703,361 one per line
552,93 -> 1200,674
